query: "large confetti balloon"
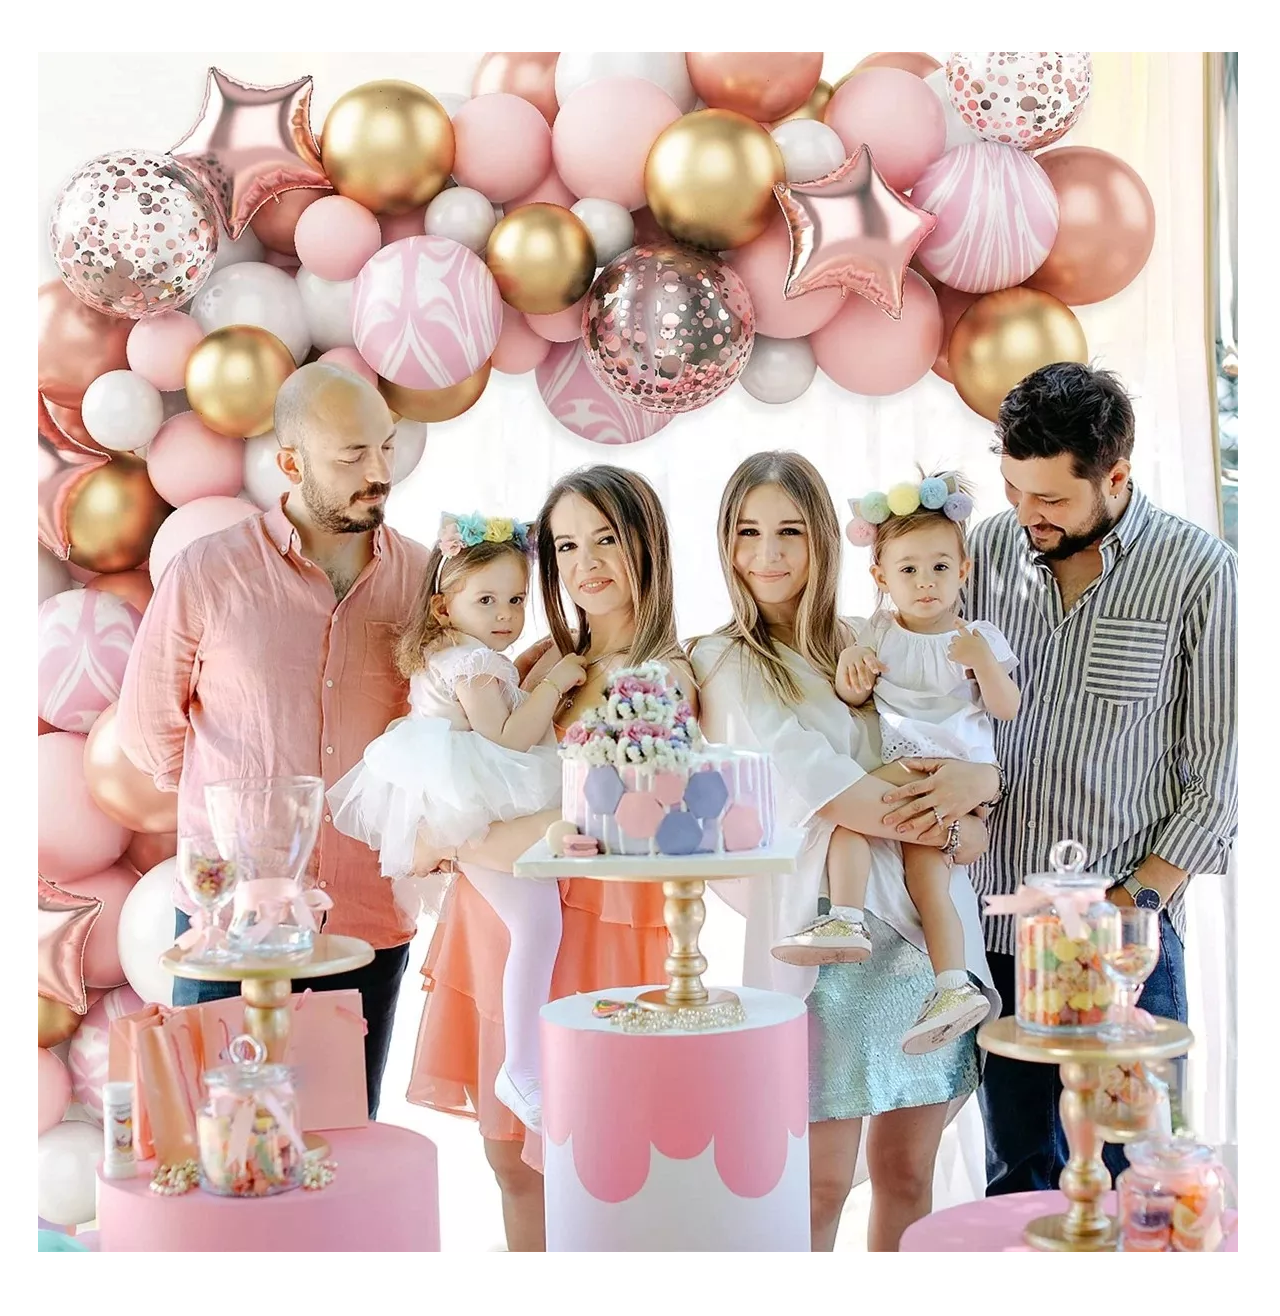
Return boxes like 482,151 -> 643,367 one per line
535,341 -> 673,445
583,243 -> 755,415
911,143 -> 1059,294
945,53 -> 1092,152
38,590 -> 141,734
49,151 -> 219,318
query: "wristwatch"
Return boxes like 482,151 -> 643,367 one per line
1122,873 -> 1163,910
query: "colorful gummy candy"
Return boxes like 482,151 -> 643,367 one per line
1015,913 -> 1114,1032
1119,1171 -> 1226,1252
197,1104 -> 302,1198
189,856 -> 238,903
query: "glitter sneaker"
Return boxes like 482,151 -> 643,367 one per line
494,1066 -> 542,1132
771,913 -> 873,966
900,980 -> 990,1055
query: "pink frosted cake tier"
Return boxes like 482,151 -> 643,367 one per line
562,749 -> 776,857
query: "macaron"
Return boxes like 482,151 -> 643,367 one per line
545,819 -> 580,857
563,835 -> 600,858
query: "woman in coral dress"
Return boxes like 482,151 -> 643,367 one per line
407,466 -> 696,1251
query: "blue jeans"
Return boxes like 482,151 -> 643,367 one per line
172,910 -> 410,1120
979,910 -> 1187,1196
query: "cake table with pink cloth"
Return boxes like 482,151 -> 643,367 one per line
96,1123 -> 440,1251
540,985 -> 809,1252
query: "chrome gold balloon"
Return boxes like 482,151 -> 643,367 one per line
379,360 -> 492,422
185,325 -> 296,438
485,204 -> 597,315
66,456 -> 171,573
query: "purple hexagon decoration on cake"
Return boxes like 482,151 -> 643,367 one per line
656,811 -> 703,856
683,769 -> 729,820
584,765 -> 626,815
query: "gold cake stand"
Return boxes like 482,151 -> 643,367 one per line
978,1016 -> 1194,1251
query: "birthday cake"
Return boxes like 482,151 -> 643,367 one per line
559,662 -> 775,856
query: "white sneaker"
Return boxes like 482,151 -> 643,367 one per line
771,913 -> 873,967
494,1065 -> 542,1132
901,980 -> 990,1055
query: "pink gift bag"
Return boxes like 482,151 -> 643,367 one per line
107,1006 -> 166,1160
286,988 -> 369,1132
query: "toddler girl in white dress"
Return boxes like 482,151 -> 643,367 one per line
772,473 -> 1020,1054
327,514 -> 586,1131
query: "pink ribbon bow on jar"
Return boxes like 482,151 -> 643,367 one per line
176,907 -> 226,957
232,879 -> 333,947
983,883 -> 1108,941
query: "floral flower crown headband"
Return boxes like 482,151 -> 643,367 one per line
845,473 -> 974,548
434,512 -> 533,590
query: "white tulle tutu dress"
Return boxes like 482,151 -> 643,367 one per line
327,636 -> 561,887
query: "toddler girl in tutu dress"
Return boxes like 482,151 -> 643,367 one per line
328,513 -> 586,1131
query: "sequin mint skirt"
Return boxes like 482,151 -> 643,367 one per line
808,908 -> 979,1123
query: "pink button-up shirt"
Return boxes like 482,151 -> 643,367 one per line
117,500 -> 431,949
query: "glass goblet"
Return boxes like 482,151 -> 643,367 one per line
177,833 -> 241,964
1097,905 -> 1160,1042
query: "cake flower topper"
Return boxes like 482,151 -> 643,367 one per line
844,471 -> 974,548
560,661 -> 704,770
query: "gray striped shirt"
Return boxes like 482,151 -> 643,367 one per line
964,485 -> 1238,957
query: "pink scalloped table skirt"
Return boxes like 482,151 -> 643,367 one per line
901,1190 -> 1238,1252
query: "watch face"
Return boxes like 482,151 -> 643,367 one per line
1134,887 -> 1161,910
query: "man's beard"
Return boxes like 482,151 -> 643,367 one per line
1023,485 -> 1120,562
301,470 -> 390,534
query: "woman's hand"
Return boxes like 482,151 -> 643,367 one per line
880,758 -> 999,834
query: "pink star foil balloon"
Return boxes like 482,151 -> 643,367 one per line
773,146 -> 939,320
171,68 -> 330,239
39,878 -> 103,1014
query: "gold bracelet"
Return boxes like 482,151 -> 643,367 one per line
540,676 -> 565,699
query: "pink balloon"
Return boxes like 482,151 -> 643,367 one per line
60,864 -> 139,989
352,236 -> 502,390
826,67 -> 947,192
318,346 -> 378,386
38,732 -> 131,881
506,167 -> 578,211
726,216 -> 844,339
38,1048 -> 73,1134
376,206 -> 427,245
295,196 -> 383,282
66,562 -> 100,584
553,77 -> 682,211
811,269 -> 942,396
452,93 -> 554,204
149,496 -> 257,584
145,412 -> 245,507
491,306 -> 551,374
38,590 -> 141,734
65,984 -> 145,1121
126,312 -> 205,392
263,249 -> 302,272
526,295 -> 589,344
536,341 -> 673,445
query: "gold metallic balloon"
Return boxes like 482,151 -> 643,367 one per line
484,204 -> 597,315
39,994 -> 82,1047
66,455 -> 171,573
948,288 -> 1088,421
644,110 -> 784,251
321,80 -> 455,214
185,326 -> 296,438
774,80 -> 834,125
379,360 -> 492,422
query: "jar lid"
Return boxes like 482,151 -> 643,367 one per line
203,1033 -> 294,1092
1026,839 -> 1117,895
1128,1136 -> 1217,1171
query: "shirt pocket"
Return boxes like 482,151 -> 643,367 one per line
1082,615 -> 1170,703
360,620 -> 406,710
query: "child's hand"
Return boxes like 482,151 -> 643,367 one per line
948,622 -> 993,671
836,644 -> 884,707
547,653 -> 588,697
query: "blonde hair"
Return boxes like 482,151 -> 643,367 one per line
395,538 -> 530,677
701,451 -> 849,706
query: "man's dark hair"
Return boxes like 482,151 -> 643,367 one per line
994,362 -> 1135,482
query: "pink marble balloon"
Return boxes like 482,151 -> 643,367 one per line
352,236 -> 502,390
38,590 -> 141,733
911,143 -> 1059,294
65,984 -> 145,1121
583,243 -> 756,415
946,53 -> 1092,151
536,341 -> 673,445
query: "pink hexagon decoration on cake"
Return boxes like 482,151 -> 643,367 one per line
65,984 -> 145,1121
352,235 -> 503,389
651,771 -> 686,807
722,804 -> 765,853
911,142 -> 1059,294
38,589 -> 142,733
615,791 -> 665,841
535,341 -> 673,446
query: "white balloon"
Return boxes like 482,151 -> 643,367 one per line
425,186 -> 498,254
80,369 -> 164,452
555,53 -> 696,112
190,262 -> 311,364
117,858 -> 177,1006
242,432 -> 292,510
571,199 -> 635,265
434,91 -> 469,119
212,226 -> 265,271
37,1121 -> 103,1227
924,68 -> 981,153
38,547 -> 72,605
770,119 -> 847,183
741,335 -> 817,405
392,419 -> 427,484
295,268 -> 356,351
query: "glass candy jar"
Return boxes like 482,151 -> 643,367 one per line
1014,840 -> 1120,1034
1118,1138 -> 1231,1252
1090,1060 -> 1174,1141
197,1035 -> 305,1197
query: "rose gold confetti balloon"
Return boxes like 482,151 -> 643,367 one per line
945,52 -> 1092,152
49,151 -> 219,318
583,243 -> 755,415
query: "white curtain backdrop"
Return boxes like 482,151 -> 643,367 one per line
38,50 -> 1232,1245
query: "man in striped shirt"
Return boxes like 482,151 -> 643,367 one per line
962,362 -> 1238,1195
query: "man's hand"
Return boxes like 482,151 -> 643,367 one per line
1108,854 -> 1187,908
1107,884 -> 1136,908
880,758 -> 1000,832
835,644 -> 884,708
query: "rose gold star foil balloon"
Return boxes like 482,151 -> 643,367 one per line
583,243 -> 755,415
38,878 -> 103,1014
171,67 -> 331,238
38,435 -> 108,559
39,392 -> 108,458
773,146 -> 938,320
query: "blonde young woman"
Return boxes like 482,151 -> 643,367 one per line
691,452 -> 1000,1251
407,465 -> 696,1252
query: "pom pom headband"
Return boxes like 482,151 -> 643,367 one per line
434,512 -> 533,589
844,474 -> 974,548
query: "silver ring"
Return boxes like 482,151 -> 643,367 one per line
933,808 -> 946,828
